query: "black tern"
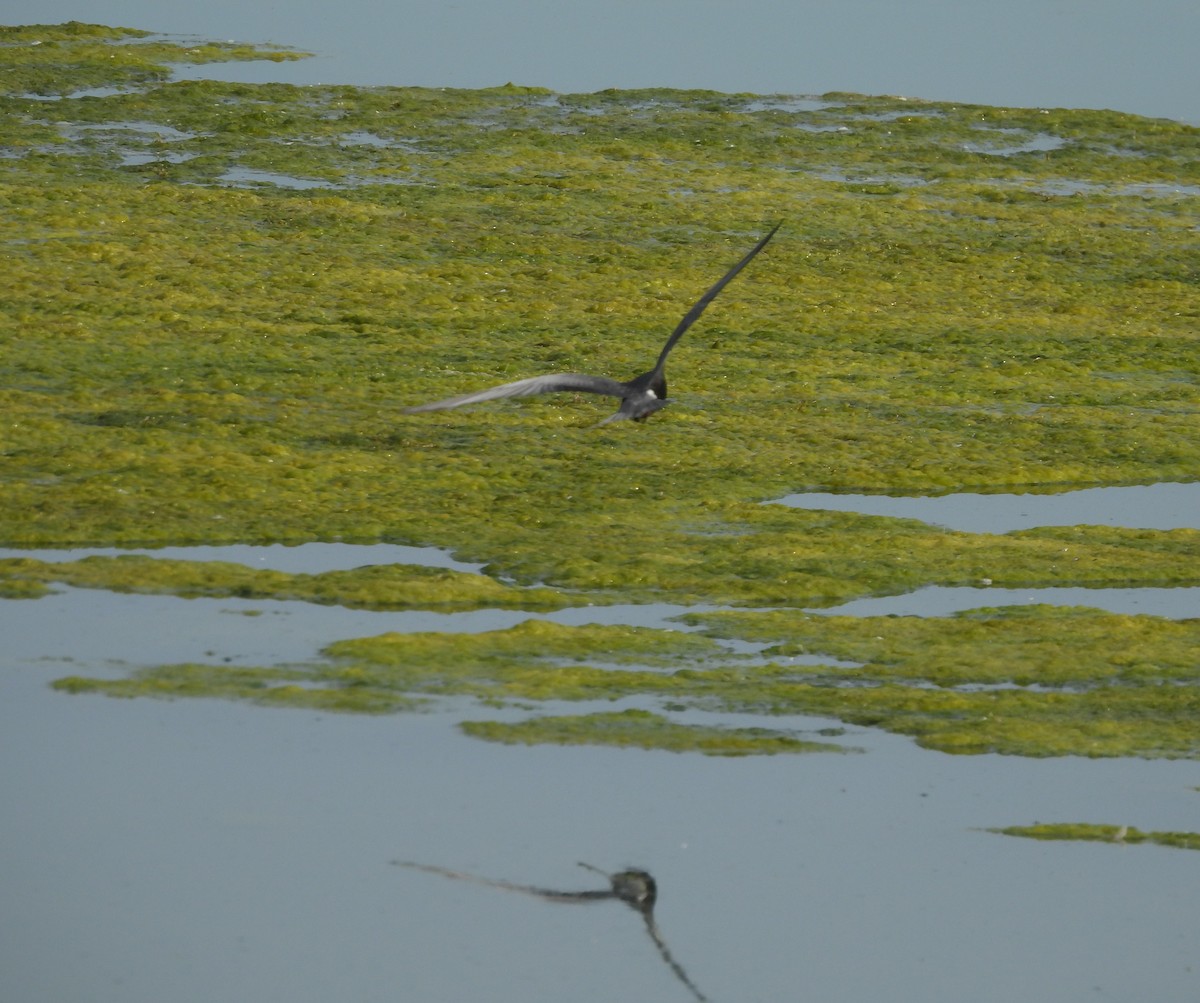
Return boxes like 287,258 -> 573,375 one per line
403,223 -> 780,424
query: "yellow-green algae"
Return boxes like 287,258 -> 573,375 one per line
679,605 -> 1200,756
4,515 -> 1198,610
682,604 -> 1200,688
53,662 -> 420,714
51,610 -> 1200,758
321,620 -> 739,699
5,24 -> 1200,757
0,554 -> 594,610
0,576 -> 50,599
988,823 -> 1200,851
0,22 -> 307,97
459,708 -> 854,756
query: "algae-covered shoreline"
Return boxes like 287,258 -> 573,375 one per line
3,23 -> 1198,758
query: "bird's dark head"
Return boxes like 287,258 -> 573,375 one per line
609,869 -> 658,912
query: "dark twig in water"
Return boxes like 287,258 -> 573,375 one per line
393,860 -> 711,1002
403,223 -> 780,425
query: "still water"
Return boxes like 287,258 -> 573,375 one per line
773,481 -> 1200,534
3,667 -> 1197,1003
2,485 -> 1198,1002
3,0 -> 1197,121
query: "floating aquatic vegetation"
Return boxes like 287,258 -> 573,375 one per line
0,554 -> 594,610
459,708 -> 853,756
0,21 -> 307,97
680,604 -> 1200,757
52,661 -> 422,714
47,605 -> 1200,758
988,822 -> 1200,851
3,26 -> 1198,560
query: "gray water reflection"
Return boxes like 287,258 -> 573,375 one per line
773,481 -> 1200,533
3,666 -> 1197,1003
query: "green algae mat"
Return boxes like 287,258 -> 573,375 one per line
4,23 -> 1199,758
987,822 -> 1200,852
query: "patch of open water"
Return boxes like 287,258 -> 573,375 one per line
828,584 -> 1198,619
773,480 -> 1200,533
2,664 -> 1196,1003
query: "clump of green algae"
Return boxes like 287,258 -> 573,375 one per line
51,609 -> 1200,758
680,605 -> 1200,757
988,823 -> 1200,851
5,23 -> 1199,757
0,22 -> 306,96
0,554 -> 589,610
459,708 -> 854,756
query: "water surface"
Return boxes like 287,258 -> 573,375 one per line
4,1 -> 1194,121
2,663 -> 1197,1003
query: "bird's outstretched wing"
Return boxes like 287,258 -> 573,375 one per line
403,372 -> 630,413
392,861 -> 613,903
651,222 -> 781,375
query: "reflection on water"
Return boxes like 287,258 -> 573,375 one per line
395,861 -> 710,1002
4,661 -> 1197,1003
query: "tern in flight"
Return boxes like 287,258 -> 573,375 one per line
403,223 -> 780,424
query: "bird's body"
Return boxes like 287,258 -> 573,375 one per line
404,223 -> 779,424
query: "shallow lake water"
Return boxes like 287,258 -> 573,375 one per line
3,659 -> 1197,1003
3,484 -> 1199,1002
4,0 -> 1195,121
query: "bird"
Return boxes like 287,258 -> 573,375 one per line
403,223 -> 780,424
